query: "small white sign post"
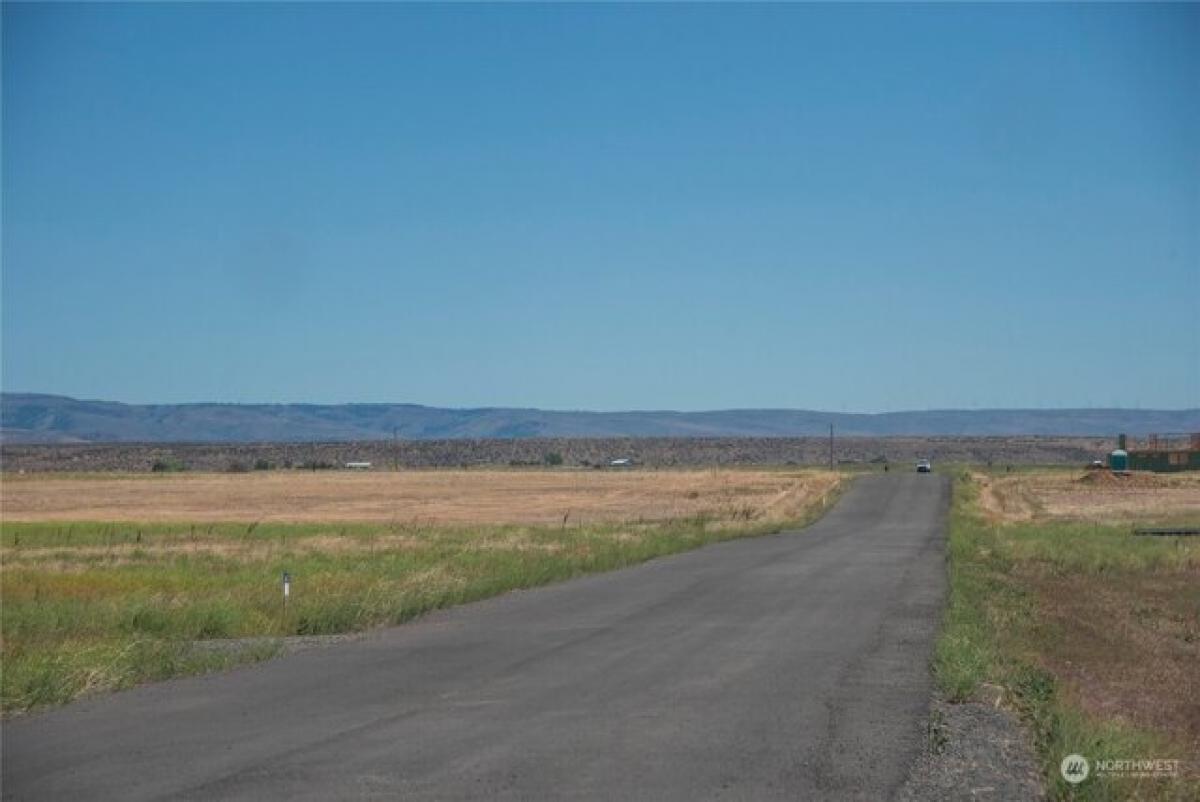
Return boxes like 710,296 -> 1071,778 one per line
279,571 -> 292,632
282,569 -> 291,624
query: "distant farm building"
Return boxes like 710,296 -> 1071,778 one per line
1110,434 -> 1200,473
344,462 -> 372,470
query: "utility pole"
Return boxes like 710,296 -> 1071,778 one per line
829,423 -> 834,471
392,427 -> 399,472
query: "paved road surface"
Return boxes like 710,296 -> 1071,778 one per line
3,474 -> 949,801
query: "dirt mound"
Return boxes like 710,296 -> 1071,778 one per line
1076,470 -> 1165,489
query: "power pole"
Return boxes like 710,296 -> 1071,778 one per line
392,427 -> 399,472
829,423 -> 834,471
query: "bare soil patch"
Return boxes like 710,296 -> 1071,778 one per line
0,469 -> 839,526
1027,567 -> 1200,774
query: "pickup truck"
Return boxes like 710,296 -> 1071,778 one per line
916,460 -> 932,473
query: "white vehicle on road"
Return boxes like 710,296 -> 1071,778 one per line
916,459 -> 932,473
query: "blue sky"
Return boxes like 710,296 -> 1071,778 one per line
3,3 -> 1197,412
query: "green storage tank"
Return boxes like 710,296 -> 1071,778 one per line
1109,449 -> 1129,472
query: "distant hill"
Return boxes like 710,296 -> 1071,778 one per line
2,394 -> 1197,443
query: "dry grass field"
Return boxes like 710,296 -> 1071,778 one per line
0,468 -> 838,526
975,469 -> 1200,524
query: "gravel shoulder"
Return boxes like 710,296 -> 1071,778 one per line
900,693 -> 1045,801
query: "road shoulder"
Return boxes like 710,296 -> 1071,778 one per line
899,692 -> 1044,801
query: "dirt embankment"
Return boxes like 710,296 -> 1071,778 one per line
975,473 -> 1040,523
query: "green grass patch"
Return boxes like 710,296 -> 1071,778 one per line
935,469 -> 1199,801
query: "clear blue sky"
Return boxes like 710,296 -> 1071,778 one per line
3,3 -> 1197,412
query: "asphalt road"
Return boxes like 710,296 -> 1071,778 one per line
3,474 -> 950,801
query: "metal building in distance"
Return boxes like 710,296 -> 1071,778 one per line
1114,433 -> 1200,472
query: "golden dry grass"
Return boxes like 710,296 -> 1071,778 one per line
975,470 -> 1200,524
0,468 -> 839,526
0,533 -> 431,572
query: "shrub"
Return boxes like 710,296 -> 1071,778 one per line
543,452 -> 564,466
